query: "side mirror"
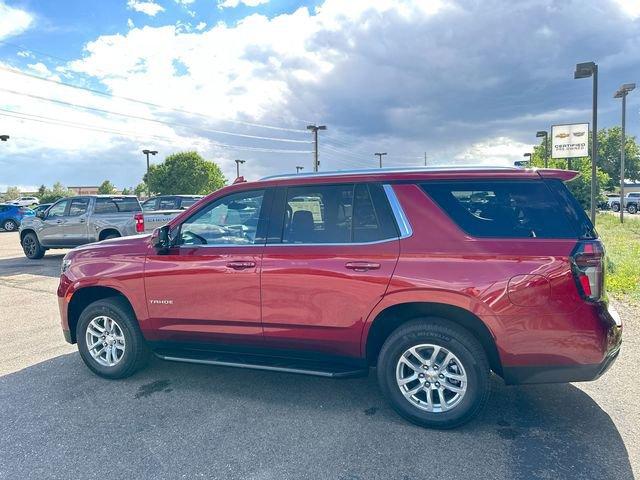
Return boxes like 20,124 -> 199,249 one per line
151,225 -> 172,251
36,210 -> 46,219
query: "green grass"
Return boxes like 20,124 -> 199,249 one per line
596,213 -> 640,304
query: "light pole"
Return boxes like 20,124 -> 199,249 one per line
296,166 -> 304,174
142,149 -> 158,197
574,61 -> 599,224
235,159 -> 246,179
536,131 -> 548,168
523,152 -> 532,165
306,124 -> 326,172
614,83 -> 635,224
375,152 -> 387,168
424,152 -> 427,167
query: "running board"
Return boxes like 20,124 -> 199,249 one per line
154,349 -> 369,378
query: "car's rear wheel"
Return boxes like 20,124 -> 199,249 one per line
77,298 -> 150,379
628,204 -> 638,214
612,203 -> 620,212
377,318 -> 490,429
3,219 -> 17,231
21,232 -> 45,259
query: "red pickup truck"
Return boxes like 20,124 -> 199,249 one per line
57,167 -> 621,428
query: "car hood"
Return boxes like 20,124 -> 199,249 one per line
68,234 -> 152,258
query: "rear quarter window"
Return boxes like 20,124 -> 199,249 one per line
95,197 -> 141,214
421,180 -> 580,239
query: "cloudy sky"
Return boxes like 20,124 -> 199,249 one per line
0,0 -> 639,191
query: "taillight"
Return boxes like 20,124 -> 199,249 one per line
134,213 -> 145,233
571,240 -> 605,302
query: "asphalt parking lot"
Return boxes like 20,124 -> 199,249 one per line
1,231 -> 638,480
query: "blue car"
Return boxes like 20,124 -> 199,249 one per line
0,203 -> 35,231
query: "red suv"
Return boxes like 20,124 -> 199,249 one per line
57,167 -> 622,428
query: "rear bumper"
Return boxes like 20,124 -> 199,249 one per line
503,303 -> 622,385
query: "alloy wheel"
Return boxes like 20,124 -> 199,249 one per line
85,316 -> 126,367
4,220 -> 16,231
396,344 -> 468,413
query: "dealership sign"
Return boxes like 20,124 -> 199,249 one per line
551,123 -> 589,159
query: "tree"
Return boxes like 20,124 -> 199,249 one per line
596,127 -> 640,191
144,151 -> 226,195
98,180 -> 117,194
1,186 -> 20,202
37,184 -> 46,198
134,182 -> 147,198
121,187 -> 132,195
40,182 -> 72,204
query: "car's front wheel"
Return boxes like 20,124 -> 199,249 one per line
21,232 -> 45,259
628,204 -> 638,214
377,318 -> 491,429
77,298 -> 150,379
612,203 -> 620,212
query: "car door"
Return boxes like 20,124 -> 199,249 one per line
144,188 -> 271,345
38,199 -> 70,246
260,183 -> 400,358
63,197 -> 91,245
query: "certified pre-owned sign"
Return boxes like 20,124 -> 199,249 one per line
551,123 -> 589,159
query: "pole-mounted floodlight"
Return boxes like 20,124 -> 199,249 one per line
574,61 -> 599,224
614,83 -> 635,224
234,159 -> 246,178
523,152 -> 532,161
0,135 -> 9,142
307,124 -> 327,172
374,152 -> 387,168
296,166 -> 304,174
536,131 -> 548,168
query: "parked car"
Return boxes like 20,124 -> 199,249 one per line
141,195 -> 204,232
31,203 -> 52,215
0,204 -> 34,231
19,195 -> 144,259
611,191 -> 640,213
57,167 -> 621,429
10,196 -> 39,207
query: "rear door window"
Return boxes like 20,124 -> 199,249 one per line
68,198 -> 90,216
95,197 -> 141,214
421,180 -> 578,238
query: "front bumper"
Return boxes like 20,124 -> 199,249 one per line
502,303 -> 622,385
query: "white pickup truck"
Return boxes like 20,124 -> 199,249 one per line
610,192 -> 640,214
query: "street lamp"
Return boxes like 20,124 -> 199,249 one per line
0,135 -> 9,142
142,149 -> 158,197
296,166 -> 304,174
306,124 -> 326,172
574,61 -> 599,224
234,159 -> 246,178
614,83 -> 636,224
536,131 -> 548,168
523,152 -> 532,164
375,152 -> 387,168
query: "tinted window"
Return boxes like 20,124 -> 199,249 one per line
543,179 -> 595,239
180,190 -> 264,246
180,198 -> 199,209
141,199 -> 158,211
353,184 -> 398,242
158,198 -> 179,210
421,180 -> 577,238
68,198 -> 89,216
47,200 -> 69,218
95,197 -> 141,214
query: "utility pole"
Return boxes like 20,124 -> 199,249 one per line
306,124 -> 326,172
142,149 -> 158,197
296,166 -> 304,174
235,159 -> 246,178
424,152 -> 427,166
375,152 -> 387,168
614,83 -> 636,224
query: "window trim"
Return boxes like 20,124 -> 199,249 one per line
383,184 -> 412,239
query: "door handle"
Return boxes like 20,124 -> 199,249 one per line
226,260 -> 256,270
56,220 -> 64,224
79,218 -> 86,223
345,261 -> 381,272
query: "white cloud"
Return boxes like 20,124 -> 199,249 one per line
127,18 -> 135,29
0,1 -> 34,40
218,0 -> 269,9
455,137 -> 533,166
195,22 -> 207,31
612,0 -> 640,19
127,0 -> 165,16
27,62 -> 53,76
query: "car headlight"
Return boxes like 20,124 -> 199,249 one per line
61,257 -> 72,274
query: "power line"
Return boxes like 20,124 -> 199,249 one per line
0,109 -> 313,154
0,64 -> 308,133
0,87 -> 312,144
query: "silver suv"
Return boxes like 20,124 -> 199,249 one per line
19,195 -> 143,259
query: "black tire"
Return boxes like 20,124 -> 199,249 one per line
612,203 -> 620,212
628,204 -> 637,214
377,318 -> 491,429
76,297 -> 150,379
3,219 -> 18,232
102,233 -> 120,241
21,232 -> 45,259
